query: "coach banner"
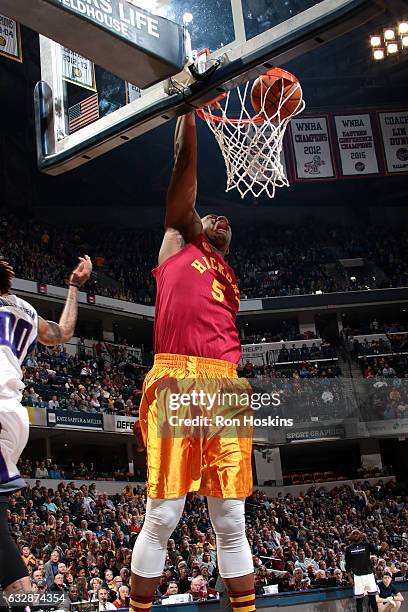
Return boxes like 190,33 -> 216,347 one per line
290,116 -> 335,180
0,14 -> 22,62
61,46 -> 96,90
378,110 -> 408,174
47,410 -> 104,430
334,113 -> 379,176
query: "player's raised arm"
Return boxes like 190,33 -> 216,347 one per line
38,255 -> 92,346
158,112 -> 202,265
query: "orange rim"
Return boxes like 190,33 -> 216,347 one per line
196,67 -> 301,125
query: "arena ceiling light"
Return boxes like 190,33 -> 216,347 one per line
387,42 -> 399,54
384,28 -> 395,40
370,20 -> 408,61
373,48 -> 385,60
370,34 -> 381,46
398,21 -> 408,35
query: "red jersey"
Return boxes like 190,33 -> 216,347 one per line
153,233 -> 241,364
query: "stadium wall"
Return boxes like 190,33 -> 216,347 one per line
25,476 -> 395,497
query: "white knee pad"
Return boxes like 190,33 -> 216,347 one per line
207,497 -> 253,579
131,496 -> 186,578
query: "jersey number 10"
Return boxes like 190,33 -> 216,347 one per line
0,312 -> 34,360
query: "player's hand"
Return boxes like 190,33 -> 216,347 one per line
133,420 -> 145,452
70,255 -> 93,287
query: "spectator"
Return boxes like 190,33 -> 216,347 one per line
44,549 -> 60,588
376,572 -> 404,610
97,586 -> 117,611
113,585 -> 130,608
35,461 -> 49,479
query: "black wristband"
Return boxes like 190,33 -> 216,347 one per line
69,282 -> 81,289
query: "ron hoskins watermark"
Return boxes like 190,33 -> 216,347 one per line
156,380 -> 294,438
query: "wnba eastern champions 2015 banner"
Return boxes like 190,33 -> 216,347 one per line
61,46 -> 96,90
290,116 -> 335,180
0,14 -> 22,62
334,113 -> 379,176
378,110 -> 408,174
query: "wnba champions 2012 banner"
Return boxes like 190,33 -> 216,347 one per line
289,116 -> 335,180
61,46 -> 96,90
378,110 -> 408,174
0,14 -> 22,62
334,113 -> 379,176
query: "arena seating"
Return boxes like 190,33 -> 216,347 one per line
9,479 -> 407,602
2,209 -> 408,304
22,344 -> 145,414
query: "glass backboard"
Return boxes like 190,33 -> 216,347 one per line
32,0 -> 383,175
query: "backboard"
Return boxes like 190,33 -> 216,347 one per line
12,0 -> 385,174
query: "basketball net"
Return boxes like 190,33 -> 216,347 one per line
197,78 -> 305,199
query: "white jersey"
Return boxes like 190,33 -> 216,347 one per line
0,294 -> 38,401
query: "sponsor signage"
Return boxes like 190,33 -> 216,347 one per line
287,425 -> 346,442
114,415 -> 137,434
47,409 -> 103,430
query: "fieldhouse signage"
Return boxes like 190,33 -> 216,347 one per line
47,410 -> 103,430
0,0 -> 185,88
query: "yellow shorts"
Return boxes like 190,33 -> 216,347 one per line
139,353 -> 253,499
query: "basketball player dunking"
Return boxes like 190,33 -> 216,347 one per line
130,114 -> 254,611
0,255 -> 92,596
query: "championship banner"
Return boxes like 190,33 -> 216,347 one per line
126,82 -> 142,104
0,14 -> 22,62
378,110 -> 408,174
47,409 -> 103,430
334,113 -> 379,176
290,116 -> 335,180
61,46 -> 96,90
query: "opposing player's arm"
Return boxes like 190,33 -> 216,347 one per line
159,112 -> 202,265
38,256 -> 92,346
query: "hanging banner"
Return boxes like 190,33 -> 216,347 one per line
378,110 -> 408,174
62,46 -> 96,91
0,14 -> 22,62
290,116 -> 335,180
126,82 -> 142,104
334,113 -> 379,176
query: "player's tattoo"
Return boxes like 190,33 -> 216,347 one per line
38,286 -> 78,346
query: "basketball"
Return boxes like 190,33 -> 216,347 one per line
251,68 -> 303,120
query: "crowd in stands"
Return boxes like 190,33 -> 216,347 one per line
7,480 -> 407,603
2,210 -> 408,304
276,341 -> 336,363
352,334 -> 408,358
240,321 -> 315,344
17,459 -> 146,483
21,344 -> 145,415
343,319 -> 408,338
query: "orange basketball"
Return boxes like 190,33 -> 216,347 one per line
251,68 -> 303,120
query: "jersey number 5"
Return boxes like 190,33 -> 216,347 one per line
211,279 -> 226,303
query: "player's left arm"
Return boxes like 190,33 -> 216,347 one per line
38,256 -> 92,346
